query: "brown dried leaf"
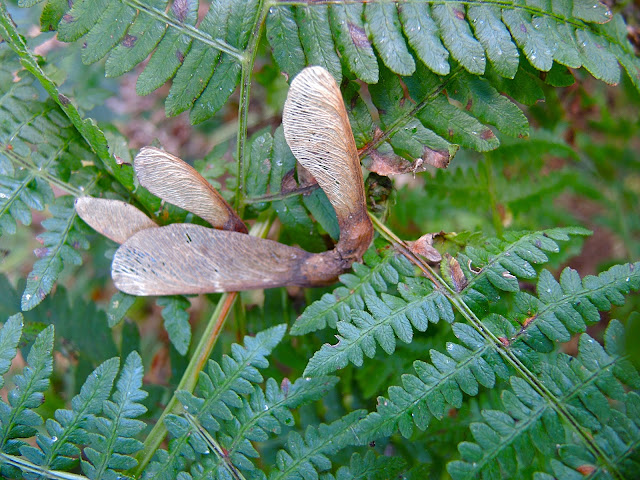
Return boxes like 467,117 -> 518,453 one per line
135,147 -> 247,233
364,145 -> 450,175
407,233 -> 442,263
443,253 -> 468,292
75,197 -> 157,244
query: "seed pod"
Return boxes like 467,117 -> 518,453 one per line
135,147 -> 247,233
75,197 -> 157,244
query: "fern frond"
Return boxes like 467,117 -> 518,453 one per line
21,196 -> 92,311
0,315 -> 24,388
157,296 -> 192,356
82,352 -> 147,480
268,410 -> 365,480
353,322 -> 506,443
143,325 -> 280,477
19,357 -> 120,476
457,227 -> 592,308
447,320 -> 640,479
176,376 -> 338,479
0,317 -> 53,478
267,1 -> 637,89
291,248 -> 415,336
507,262 -> 640,352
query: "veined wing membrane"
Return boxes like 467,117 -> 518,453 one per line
135,147 -> 247,233
112,223 -> 312,295
75,197 -> 157,244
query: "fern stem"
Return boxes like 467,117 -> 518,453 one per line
184,413 -> 246,480
133,218 -> 273,476
368,213 -> 625,479
123,0 -> 243,60
234,0 -> 268,213
0,452 -> 89,480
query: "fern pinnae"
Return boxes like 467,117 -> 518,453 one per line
19,357 -> 120,477
449,321 -> 639,479
508,262 -> 640,350
82,352 -> 147,480
268,410 -> 366,480
0,315 -> 23,387
291,249 -> 412,336
0,322 -> 53,458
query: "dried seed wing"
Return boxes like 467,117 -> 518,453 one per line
134,147 -> 247,233
283,66 -> 372,260
75,197 -> 157,244
112,223 -> 312,295
283,66 -> 366,227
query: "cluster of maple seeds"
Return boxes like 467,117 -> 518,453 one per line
76,67 -> 373,296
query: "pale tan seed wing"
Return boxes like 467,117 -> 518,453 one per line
134,147 -> 247,233
112,223 -> 311,295
75,197 -> 157,244
282,66 -> 367,228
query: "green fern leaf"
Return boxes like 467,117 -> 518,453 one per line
576,29 -> 621,85
330,3 -> 379,84
105,0 -> 169,77
136,0 -> 198,96
165,0 -> 232,117
0,322 -> 53,479
353,321 -> 506,443
508,262 -> 640,352
81,1 -> 136,64
269,410 -> 365,480
365,3 -> 415,76
572,0 -> 612,24
291,249 -> 413,336
502,9 -> 554,72
459,227 -> 591,308
448,320 -> 639,479
431,3 -> 485,75
19,357 -> 119,475
266,5 -> 306,80
21,196 -> 91,311
398,3 -> 449,76
144,325 -> 287,477
468,5 -> 519,78
106,292 -> 137,328
450,75 -> 529,138
157,296 -> 192,356
296,4 -> 342,84
82,352 -> 147,480
303,276 -> 455,377
344,450 -> 407,480
0,315 -> 23,388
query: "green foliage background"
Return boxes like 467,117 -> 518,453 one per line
0,0 -> 639,478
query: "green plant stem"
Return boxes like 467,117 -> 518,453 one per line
133,292 -> 237,476
234,0 -> 268,213
132,218 -> 273,477
0,452 -> 89,480
368,212 -> 624,480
